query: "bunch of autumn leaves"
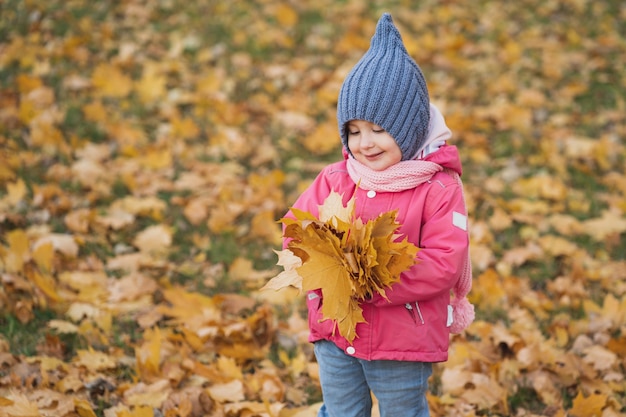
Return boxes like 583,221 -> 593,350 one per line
263,191 -> 418,343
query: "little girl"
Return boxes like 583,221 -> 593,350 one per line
287,13 -> 474,417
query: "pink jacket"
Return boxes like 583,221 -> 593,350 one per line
288,145 -> 469,362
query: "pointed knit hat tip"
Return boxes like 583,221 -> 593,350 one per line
373,13 -> 403,48
337,13 -> 430,161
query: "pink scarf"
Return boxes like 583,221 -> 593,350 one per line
346,158 -> 442,192
346,104 -> 475,333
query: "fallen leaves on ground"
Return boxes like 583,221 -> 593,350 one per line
0,0 -> 625,416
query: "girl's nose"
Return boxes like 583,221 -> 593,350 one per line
360,132 -> 375,148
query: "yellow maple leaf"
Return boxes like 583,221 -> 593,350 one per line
74,398 -> 98,417
294,223 -> 361,340
318,190 -> 354,224
31,241 -> 54,273
5,178 -> 27,206
136,327 -> 163,379
135,64 -> 166,104
274,3 -> 298,27
25,268 -> 60,302
4,229 -> 29,273
569,391 -> 607,417
171,116 -> 200,140
91,63 -> 132,98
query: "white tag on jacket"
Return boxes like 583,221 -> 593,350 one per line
452,211 -> 467,231
447,305 -> 454,327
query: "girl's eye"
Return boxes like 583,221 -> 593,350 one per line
348,130 -> 359,135
373,129 -> 385,133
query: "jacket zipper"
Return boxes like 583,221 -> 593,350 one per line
405,302 -> 424,325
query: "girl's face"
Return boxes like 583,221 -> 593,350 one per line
346,120 -> 403,171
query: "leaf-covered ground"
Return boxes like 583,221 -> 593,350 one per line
1,0 -> 625,416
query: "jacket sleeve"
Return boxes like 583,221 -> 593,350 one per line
369,178 -> 469,306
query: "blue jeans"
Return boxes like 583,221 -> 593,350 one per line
314,340 -> 432,417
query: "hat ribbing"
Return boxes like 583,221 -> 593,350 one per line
337,13 -> 430,161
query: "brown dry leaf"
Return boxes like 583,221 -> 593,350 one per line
133,225 -> 172,254
207,379 -> 245,403
582,209 -> 626,241
470,243 -> 495,271
487,207 -> 512,231
0,392 -> 40,417
537,235 -> 579,257
95,209 -> 135,230
548,214 -> 585,236
32,234 -> 79,258
440,366 -> 474,396
500,242 -> 543,267
74,347 -> 116,372
581,345 -> 617,372
113,196 -> 167,217
528,370 -> 562,406
223,400 -> 285,417
123,380 -> 172,409
48,319 -> 79,334
460,373 -> 506,411
107,273 -> 158,303
182,198 -> 209,225
64,208 -> 94,233
27,390 -> 75,416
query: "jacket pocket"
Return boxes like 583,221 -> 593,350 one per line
307,291 -> 321,306
306,290 -> 334,337
405,302 -> 425,326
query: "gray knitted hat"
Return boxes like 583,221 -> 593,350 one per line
337,13 -> 430,161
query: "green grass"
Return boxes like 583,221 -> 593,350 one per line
508,386 -> 546,415
0,310 -> 85,359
